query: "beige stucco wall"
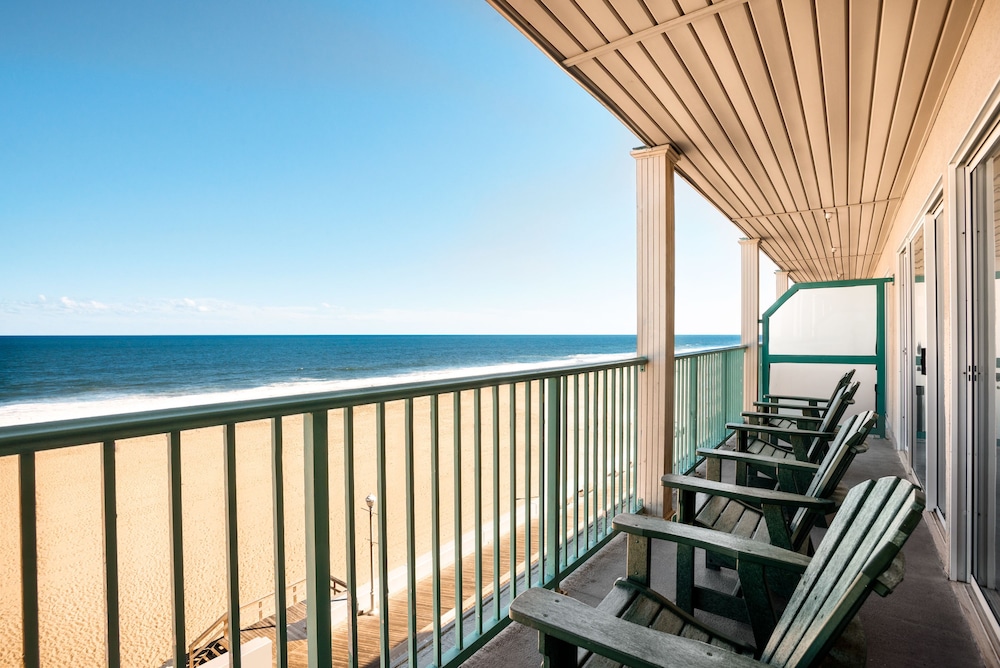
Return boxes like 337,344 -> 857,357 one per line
874,0 -> 1000,481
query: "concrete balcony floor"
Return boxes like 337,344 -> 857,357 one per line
465,437 -> 993,667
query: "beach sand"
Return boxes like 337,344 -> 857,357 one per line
0,383 -> 588,667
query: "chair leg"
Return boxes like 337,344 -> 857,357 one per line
539,632 -> 577,668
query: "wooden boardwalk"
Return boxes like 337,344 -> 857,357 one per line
210,513 -> 613,668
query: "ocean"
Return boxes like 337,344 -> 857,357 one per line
0,334 -> 739,426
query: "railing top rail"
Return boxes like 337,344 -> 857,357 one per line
674,344 -> 747,360
0,355 -> 646,455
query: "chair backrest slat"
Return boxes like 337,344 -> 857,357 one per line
763,477 -> 925,667
826,369 -> 856,405
788,411 -> 876,541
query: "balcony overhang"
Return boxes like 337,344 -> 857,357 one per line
487,0 -> 983,283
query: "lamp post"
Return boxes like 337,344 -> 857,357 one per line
365,493 -> 376,614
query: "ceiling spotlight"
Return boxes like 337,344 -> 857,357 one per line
824,210 -> 833,222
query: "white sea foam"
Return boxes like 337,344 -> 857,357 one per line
0,353 -> 634,427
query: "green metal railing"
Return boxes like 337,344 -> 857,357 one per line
673,345 -> 746,473
0,357 -> 644,668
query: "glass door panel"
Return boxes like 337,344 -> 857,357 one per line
971,151 -> 1000,614
911,228 -> 927,488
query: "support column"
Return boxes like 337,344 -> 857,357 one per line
632,144 -> 679,519
775,270 -> 790,299
740,238 -> 760,411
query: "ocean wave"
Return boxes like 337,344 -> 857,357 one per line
0,353 -> 635,427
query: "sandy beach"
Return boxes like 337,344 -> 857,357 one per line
0,384 -> 585,667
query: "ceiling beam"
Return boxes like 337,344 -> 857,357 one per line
561,0 -> 751,68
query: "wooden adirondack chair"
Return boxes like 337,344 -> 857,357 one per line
509,476 -> 925,666
752,369 -> 856,429
705,409 -> 874,494
728,382 -> 860,488
661,412 -> 876,590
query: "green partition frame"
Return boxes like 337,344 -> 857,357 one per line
760,278 -> 891,436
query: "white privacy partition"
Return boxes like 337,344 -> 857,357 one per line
760,279 -> 890,435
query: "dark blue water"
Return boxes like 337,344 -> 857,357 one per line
0,334 -> 737,424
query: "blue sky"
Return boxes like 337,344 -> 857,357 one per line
0,1 -> 774,335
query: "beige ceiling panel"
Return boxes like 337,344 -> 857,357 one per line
876,0 -> 949,202
636,37 -> 771,215
538,0 -> 609,51
891,0 -> 982,200
605,0 -> 657,33
573,58 -> 670,144
720,5 -> 811,212
871,199 -> 899,269
857,200 -> 879,270
783,0 -> 835,208
739,212 -> 797,266
861,0 -> 916,203
501,0 -> 584,58
793,211 -> 832,273
664,26 -> 788,213
848,204 -> 863,272
847,0 -> 880,204
816,0 -> 849,208
573,0 -> 631,42
691,13 -> 800,212
749,0 -> 823,210
677,160 -> 751,223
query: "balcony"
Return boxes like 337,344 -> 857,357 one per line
3,346 -> 745,668
2,342 -> 990,667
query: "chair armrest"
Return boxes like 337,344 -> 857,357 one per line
725,422 -> 834,440
661,473 -> 835,511
751,401 -> 828,415
613,513 -> 812,573
761,394 -> 829,404
741,410 -> 822,425
509,588 -> 762,668
697,448 -> 821,474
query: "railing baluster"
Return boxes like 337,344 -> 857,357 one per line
523,381 -> 532,590
582,372 -> 591,549
224,423 -> 242,668
473,388 -> 483,633
167,431 -> 186,668
101,440 -> 121,668
341,409 -> 358,668
375,403 -> 390,661
509,383 -> 517,600
19,451 -> 39,668
537,380 -> 545,587
631,365 -> 639,511
304,411 -> 332,668
572,374 -> 580,560
591,372 -> 599,539
608,369 -> 617,517
559,376 -> 568,569
404,398 -> 418,666
430,395 -> 443,665
601,369 -> 609,532
617,367 -> 625,514
453,391 -> 464,650
271,419 -> 289,668
544,377 -> 560,586
491,385 -> 500,621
